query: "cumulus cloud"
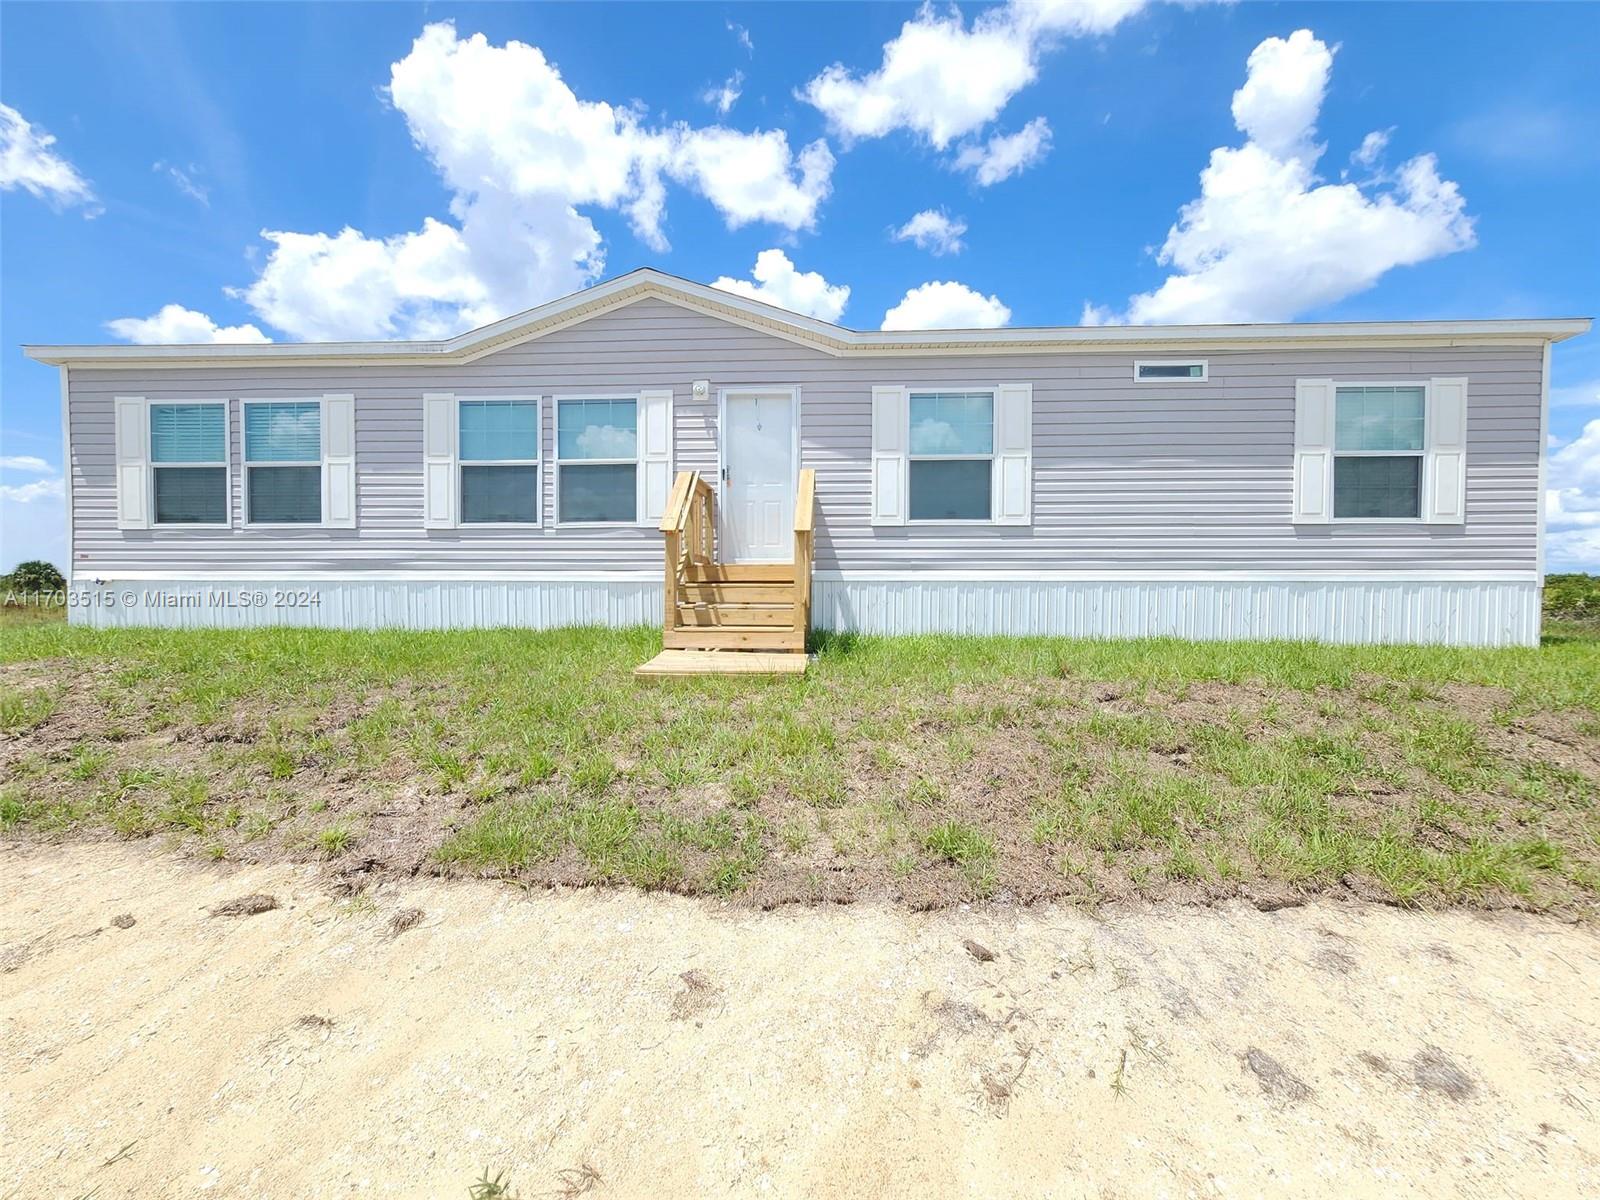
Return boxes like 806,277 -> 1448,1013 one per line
106,304 -> 272,345
1547,419 -> 1600,570
165,21 -> 834,343
0,102 -> 96,212
802,0 -> 1143,151
953,116 -> 1052,185
881,280 -> 1011,330
1082,29 -> 1476,325
893,209 -> 967,256
711,249 -> 850,322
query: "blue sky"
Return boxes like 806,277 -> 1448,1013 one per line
3,1 -> 1597,570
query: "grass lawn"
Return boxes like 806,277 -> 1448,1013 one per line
2,605 -> 1597,913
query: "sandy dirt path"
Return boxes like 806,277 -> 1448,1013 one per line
2,842 -> 1597,1199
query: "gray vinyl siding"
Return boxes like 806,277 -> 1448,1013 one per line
64,298 -> 1544,576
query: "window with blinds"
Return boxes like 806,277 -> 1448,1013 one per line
245,400 -> 322,524
459,399 -> 539,523
150,402 -> 228,524
908,390 -> 994,521
556,398 -> 637,523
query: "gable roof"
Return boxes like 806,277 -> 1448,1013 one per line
22,266 -> 1591,367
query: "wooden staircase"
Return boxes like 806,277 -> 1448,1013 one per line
635,468 -> 815,677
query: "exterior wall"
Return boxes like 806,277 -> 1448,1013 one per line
67,576 -> 1541,647
65,298 -> 1546,580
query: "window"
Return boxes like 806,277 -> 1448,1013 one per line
1332,385 -> 1424,519
245,400 -> 322,524
459,399 -> 539,524
1135,360 -> 1207,382
150,402 -> 228,525
908,390 -> 993,522
556,397 -> 637,523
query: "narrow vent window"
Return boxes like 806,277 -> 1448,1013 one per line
1134,361 -> 1208,382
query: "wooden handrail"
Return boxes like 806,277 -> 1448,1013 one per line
661,471 -> 714,637
792,468 -> 816,637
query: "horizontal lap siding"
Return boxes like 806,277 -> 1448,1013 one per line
66,299 -> 1543,576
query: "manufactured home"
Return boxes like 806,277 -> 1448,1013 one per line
24,269 -> 1589,668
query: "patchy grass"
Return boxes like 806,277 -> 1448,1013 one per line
1,618 -> 1597,913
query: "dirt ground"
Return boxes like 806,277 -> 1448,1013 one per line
2,842 -> 1597,1199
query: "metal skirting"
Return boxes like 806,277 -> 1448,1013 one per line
811,578 -> 1542,648
69,576 -> 1542,647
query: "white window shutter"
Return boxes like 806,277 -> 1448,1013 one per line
638,387 -> 673,524
422,392 -> 456,528
322,393 -> 357,528
993,382 -> 1033,525
1292,379 -> 1336,523
1425,377 -> 1468,524
870,385 -> 907,526
114,396 -> 150,530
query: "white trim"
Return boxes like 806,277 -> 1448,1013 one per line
73,569 -> 1541,584
1537,343 -> 1551,588
147,396 -> 232,529
552,392 -> 642,526
456,395 -> 543,528
25,270 -> 1590,367
716,385 -> 802,563
1133,359 -> 1208,382
59,366 -> 73,579
242,397 -> 327,528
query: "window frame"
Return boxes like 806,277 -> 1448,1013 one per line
552,392 -> 642,527
1329,380 -> 1430,524
147,397 -> 231,529
905,385 -> 999,526
1133,359 -> 1209,383
242,397 -> 327,528
456,395 -> 543,528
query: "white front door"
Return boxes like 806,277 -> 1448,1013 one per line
721,389 -> 796,562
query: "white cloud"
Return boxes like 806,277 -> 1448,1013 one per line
154,160 -> 209,205
953,116 -> 1052,185
1546,418 -> 1600,570
0,473 -> 66,572
881,280 -> 1011,330
711,249 -> 850,322
0,102 -> 96,211
106,303 -> 271,345
729,20 -> 754,54
1350,128 -> 1392,169
1083,29 -> 1476,325
0,456 -> 53,474
0,476 -> 64,504
705,71 -> 744,116
1552,379 -> 1600,409
893,209 -> 967,256
219,22 -> 834,342
802,1 -> 1143,150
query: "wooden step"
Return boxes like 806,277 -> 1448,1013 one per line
635,649 -> 807,678
676,603 -> 795,627
684,563 -> 795,583
679,581 -> 797,605
665,625 -> 805,651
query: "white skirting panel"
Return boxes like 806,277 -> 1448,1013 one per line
812,578 -> 1542,648
71,576 -> 1542,647
71,578 -> 660,631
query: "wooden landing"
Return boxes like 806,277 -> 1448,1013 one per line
634,649 -> 809,678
